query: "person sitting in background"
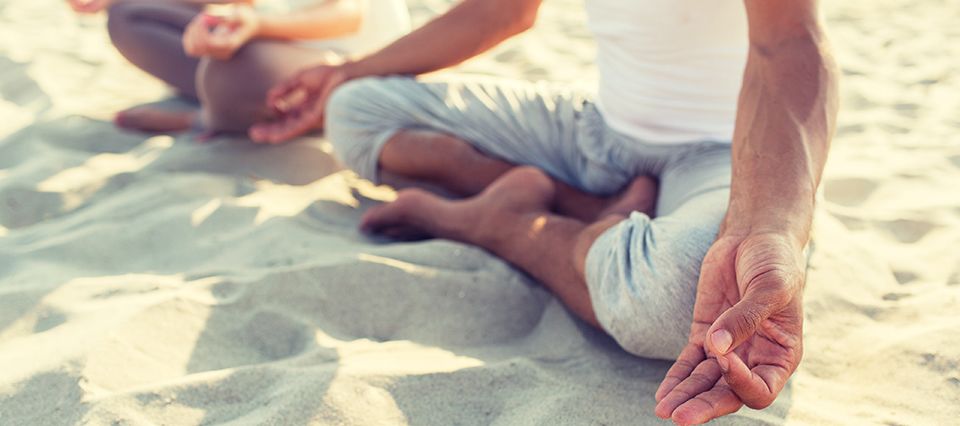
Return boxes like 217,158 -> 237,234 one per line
66,0 -> 410,135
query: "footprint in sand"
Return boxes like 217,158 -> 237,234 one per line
824,177 -> 879,207
239,310 -> 310,361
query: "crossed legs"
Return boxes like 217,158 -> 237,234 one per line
378,129 -> 657,222
106,1 -> 337,134
363,127 -> 657,326
362,166 -> 640,326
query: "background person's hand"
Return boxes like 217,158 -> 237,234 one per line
653,232 -> 805,425
67,0 -> 111,14
183,5 -> 260,61
249,64 -> 352,144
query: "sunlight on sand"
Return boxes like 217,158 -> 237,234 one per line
236,172 -> 359,225
76,274 -> 214,394
36,136 -> 173,209
336,340 -> 484,375
357,254 -> 439,278
190,199 -> 222,227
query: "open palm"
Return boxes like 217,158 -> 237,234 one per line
249,64 -> 350,144
654,233 -> 806,425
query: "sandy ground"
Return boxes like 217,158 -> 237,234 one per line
1,0 -> 958,424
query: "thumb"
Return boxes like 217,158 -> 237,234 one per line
706,289 -> 783,358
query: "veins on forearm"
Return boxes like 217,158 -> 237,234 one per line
726,34 -> 839,236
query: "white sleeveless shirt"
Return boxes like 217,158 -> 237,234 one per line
256,0 -> 410,56
585,0 -> 748,144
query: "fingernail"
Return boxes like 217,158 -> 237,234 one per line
711,330 -> 733,354
716,354 -> 729,372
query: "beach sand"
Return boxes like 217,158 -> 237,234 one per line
1,0 -> 958,424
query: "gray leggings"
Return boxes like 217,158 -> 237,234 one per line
106,0 -> 336,132
325,76 -> 733,360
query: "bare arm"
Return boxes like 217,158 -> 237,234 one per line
725,0 -> 839,245
255,0 -> 362,41
343,0 -> 542,79
654,1 -> 838,423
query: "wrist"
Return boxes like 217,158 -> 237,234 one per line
719,212 -> 812,250
721,180 -> 817,246
339,59 -> 367,81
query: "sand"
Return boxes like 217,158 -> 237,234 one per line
1,0 -> 958,424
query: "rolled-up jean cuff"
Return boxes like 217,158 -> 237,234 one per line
583,216 -> 629,335
352,128 -> 400,185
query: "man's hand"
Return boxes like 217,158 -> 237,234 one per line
248,64 -> 352,144
183,5 -> 260,61
654,232 -> 805,425
67,0 -> 111,14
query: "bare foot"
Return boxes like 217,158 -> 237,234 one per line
114,106 -> 198,133
361,166 -> 556,242
596,175 -> 659,219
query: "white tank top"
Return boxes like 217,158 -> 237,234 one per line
256,0 -> 410,56
585,0 -> 748,144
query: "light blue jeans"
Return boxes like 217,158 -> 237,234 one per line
325,76 -> 732,360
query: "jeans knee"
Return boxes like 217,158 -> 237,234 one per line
324,78 -> 402,179
324,78 -> 385,133
586,214 -> 718,359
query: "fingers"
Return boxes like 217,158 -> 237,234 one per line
718,351 -> 790,409
266,71 -> 309,111
249,120 -> 288,144
705,288 -> 783,356
249,104 -> 319,144
655,344 -> 704,402
655,358 -> 722,419
183,18 -> 207,57
669,385 -> 743,426
252,83 -> 329,144
275,101 -> 323,142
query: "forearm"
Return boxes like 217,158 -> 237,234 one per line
724,29 -> 839,247
256,0 -> 361,40
343,0 -> 540,78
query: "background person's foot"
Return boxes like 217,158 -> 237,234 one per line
114,106 -> 198,133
